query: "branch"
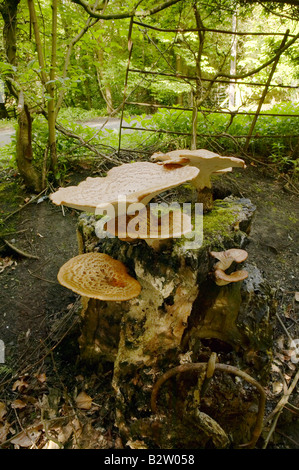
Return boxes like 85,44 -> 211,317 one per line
55,121 -> 120,164
4,239 -> 40,259
27,0 -> 48,88
71,0 -> 182,19
216,32 -> 299,81
247,0 -> 299,5
55,18 -> 99,116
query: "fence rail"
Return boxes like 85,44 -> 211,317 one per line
118,12 -> 299,155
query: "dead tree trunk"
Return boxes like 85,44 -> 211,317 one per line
76,195 -> 276,449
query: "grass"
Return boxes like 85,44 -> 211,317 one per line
1,102 -> 299,179
0,118 -> 16,129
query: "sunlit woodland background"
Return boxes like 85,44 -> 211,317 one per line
0,0 -> 299,451
1,0 -> 299,191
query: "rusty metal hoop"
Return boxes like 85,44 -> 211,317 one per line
151,362 -> 266,449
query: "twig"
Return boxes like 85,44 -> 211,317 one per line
0,229 -> 28,238
263,369 -> 299,448
4,239 -> 39,260
2,188 -> 48,224
265,369 -> 299,425
28,269 -> 58,284
275,429 -> 299,447
13,408 -> 38,449
276,312 -> 294,342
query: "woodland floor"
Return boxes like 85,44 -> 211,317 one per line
0,157 -> 298,450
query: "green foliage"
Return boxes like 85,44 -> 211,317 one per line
1,0 -> 299,182
58,107 -> 106,122
269,142 -> 299,175
139,102 -> 299,172
0,142 -> 15,170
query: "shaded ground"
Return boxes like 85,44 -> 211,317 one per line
0,161 -> 298,449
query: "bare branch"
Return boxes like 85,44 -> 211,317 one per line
71,0 -> 183,19
216,31 -> 299,81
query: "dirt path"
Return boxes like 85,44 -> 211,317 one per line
0,171 -> 87,363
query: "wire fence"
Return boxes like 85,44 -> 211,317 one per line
118,15 -> 299,156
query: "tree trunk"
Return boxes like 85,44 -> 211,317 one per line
48,0 -> 58,173
16,101 -> 41,192
1,0 -> 42,192
96,40 -> 114,114
229,11 -> 237,109
1,0 -> 20,67
176,54 -> 184,106
75,195 -> 276,449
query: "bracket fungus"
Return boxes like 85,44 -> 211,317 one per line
209,248 -> 249,286
104,206 -> 193,251
213,268 -> 249,286
210,248 -> 248,271
151,149 -> 246,210
57,252 -> 141,300
50,162 -> 199,216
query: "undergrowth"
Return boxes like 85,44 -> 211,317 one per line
0,102 -> 298,184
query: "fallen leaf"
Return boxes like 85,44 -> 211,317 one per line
36,372 -> 47,384
0,422 -> 11,444
75,391 -> 93,410
12,377 -> 29,392
272,381 -> 283,395
11,427 -> 41,447
0,257 -> 13,273
127,439 -> 148,449
11,399 -> 27,410
42,440 -> 61,449
0,402 -> 7,419
271,363 -> 281,373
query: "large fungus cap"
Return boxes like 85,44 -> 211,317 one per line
50,162 -> 199,215
151,149 -> 245,189
57,252 -> 141,300
210,248 -> 248,271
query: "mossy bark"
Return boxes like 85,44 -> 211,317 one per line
76,197 -> 276,449
16,104 -> 42,193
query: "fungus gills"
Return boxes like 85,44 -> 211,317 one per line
104,206 -> 193,251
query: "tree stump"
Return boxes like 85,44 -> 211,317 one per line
75,196 -> 276,449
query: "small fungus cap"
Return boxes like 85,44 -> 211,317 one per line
214,268 -> 249,286
57,252 -> 141,300
50,162 -> 199,215
210,248 -> 248,271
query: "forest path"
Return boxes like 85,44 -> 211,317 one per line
0,116 -> 149,147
